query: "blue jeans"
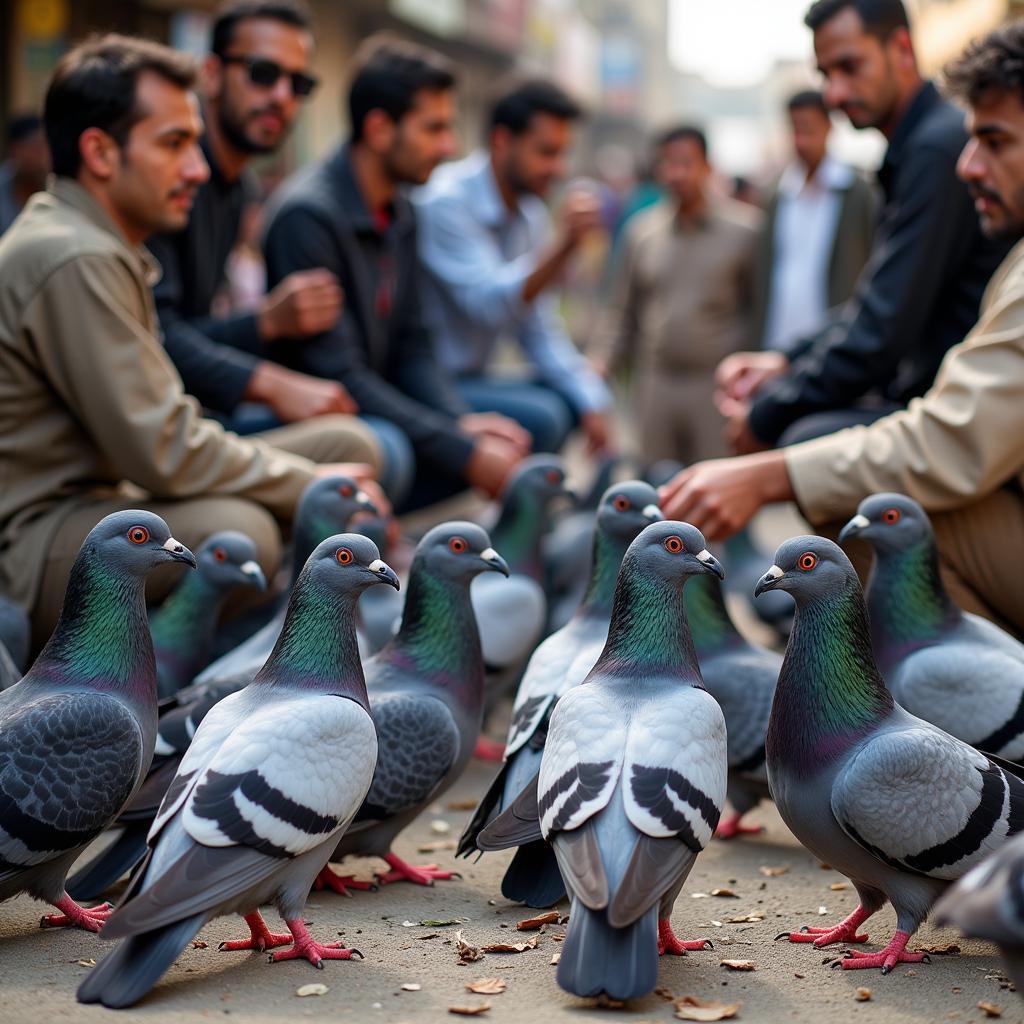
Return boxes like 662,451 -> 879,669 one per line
455,376 -> 576,453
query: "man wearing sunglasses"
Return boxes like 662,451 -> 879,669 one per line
149,0 -> 356,437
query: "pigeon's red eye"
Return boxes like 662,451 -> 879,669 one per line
545,470 -> 560,483
449,537 -> 468,554
213,547 -> 228,563
882,508 -> 901,524
798,552 -> 818,571
339,484 -> 354,498
335,547 -> 353,565
613,496 -> 630,512
128,527 -> 149,545
664,536 -> 684,554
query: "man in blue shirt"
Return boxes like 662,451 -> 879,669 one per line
415,79 -> 614,455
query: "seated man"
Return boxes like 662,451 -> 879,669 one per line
660,18 -> 1024,636
263,36 -> 528,510
0,35 -> 382,647
0,113 -> 49,236
414,78 -> 613,456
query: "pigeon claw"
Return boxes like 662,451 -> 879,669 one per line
269,919 -> 363,968
220,912 -> 292,952
40,896 -> 112,932
658,918 -> 712,956
376,853 -> 461,887
713,812 -> 764,840
834,931 -> 927,974
782,907 -> 872,947
313,865 -> 379,897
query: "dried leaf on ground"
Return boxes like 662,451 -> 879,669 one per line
854,988 -> 872,1002
465,978 -> 506,995
829,883 -> 848,891
401,983 -> 422,991
447,799 -> 478,810
978,1002 -> 1002,1018
76,959 -> 96,967
655,987 -> 677,1002
673,995 -> 742,1021
295,983 -> 329,997
479,935 -> 540,954
758,865 -> 789,877
449,1004 -> 491,1016
516,911 -> 560,931
419,919 -> 463,927
725,912 -> 764,924
418,933 -> 441,940
418,840 -> 457,853
916,943 -> 961,956
191,939 -> 208,949
710,888 -> 739,898
720,960 -> 756,971
455,930 -> 485,964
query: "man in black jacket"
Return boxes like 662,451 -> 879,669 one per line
263,37 -> 529,508
715,0 -> 1010,452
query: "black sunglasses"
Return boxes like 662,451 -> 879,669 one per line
221,55 -> 319,98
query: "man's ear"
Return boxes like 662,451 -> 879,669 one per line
889,25 -> 917,72
362,108 -> 396,154
78,127 -> 119,181
201,54 -> 223,101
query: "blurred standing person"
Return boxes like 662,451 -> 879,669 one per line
0,114 -> 49,235
598,125 -> 760,464
415,79 -> 614,456
753,90 -> 877,354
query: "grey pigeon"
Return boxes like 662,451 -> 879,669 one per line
684,574 -> 780,838
315,523 -> 508,895
351,514 -> 406,655
840,493 -> 1024,762
757,536 -> 1024,974
0,511 -> 195,932
76,534 -> 398,1009
935,832 -> 1024,994
459,481 -> 662,907
478,522 -> 728,1000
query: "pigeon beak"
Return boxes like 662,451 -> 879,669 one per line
480,547 -> 510,577
838,513 -> 870,545
239,560 -> 267,591
695,548 -> 725,580
368,558 -> 400,591
355,490 -> 380,516
754,564 -> 785,598
642,503 -> 663,522
162,537 -> 197,569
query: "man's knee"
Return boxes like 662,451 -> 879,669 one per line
311,415 -> 382,470
522,389 -> 574,452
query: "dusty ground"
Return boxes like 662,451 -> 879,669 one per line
2,756 -> 1021,1024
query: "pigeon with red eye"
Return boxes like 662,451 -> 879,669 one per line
839,493 -> 1024,762
459,481 -> 662,907
315,522 -> 509,895
757,536 -> 1024,976
0,510 -> 195,935
477,521 -> 728,1000
77,534 -> 397,1009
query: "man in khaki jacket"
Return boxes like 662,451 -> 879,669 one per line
660,19 -> 1024,635
0,35 -> 382,645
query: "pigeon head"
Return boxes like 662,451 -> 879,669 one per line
624,521 -> 724,583
500,454 -> 570,506
82,510 -> 196,575
194,531 -> 266,593
302,533 -> 400,595
838,493 -> 932,551
413,522 -> 509,583
595,481 -> 662,543
293,475 -> 379,574
755,536 -> 858,606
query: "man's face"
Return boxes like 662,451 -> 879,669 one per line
496,113 -> 574,198
385,88 -> 458,186
107,71 -> 209,237
959,89 -> 1024,241
10,127 -> 49,189
656,137 -> 710,209
789,105 -> 831,169
210,17 -> 313,154
813,7 -> 904,130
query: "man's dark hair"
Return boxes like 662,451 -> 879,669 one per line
804,0 -> 909,38
488,78 -> 582,136
944,20 -> 1024,108
210,0 -> 312,57
44,34 -> 196,178
787,89 -> 830,117
655,124 -> 708,159
348,34 -> 455,142
7,113 -> 42,146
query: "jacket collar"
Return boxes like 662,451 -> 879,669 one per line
878,80 -> 941,192
328,141 -> 412,235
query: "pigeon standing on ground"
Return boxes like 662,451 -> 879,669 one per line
757,537 -> 1024,974
76,535 -> 398,1009
684,574 -> 780,838
316,523 -> 509,895
0,511 -> 195,932
840,493 -> 1024,761
478,522 -> 727,1001
459,481 -> 662,907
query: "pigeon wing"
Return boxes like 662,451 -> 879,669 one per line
473,574 -> 546,669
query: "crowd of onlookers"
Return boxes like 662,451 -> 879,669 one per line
4,0 -> 1024,645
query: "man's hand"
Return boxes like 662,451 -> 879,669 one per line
718,395 -> 770,456
580,410 -> 614,455
458,412 -> 532,454
657,451 -> 793,541
246,361 -> 357,421
463,434 -> 526,499
556,187 -> 604,252
715,350 -> 788,403
258,268 -> 343,341
313,462 -> 391,519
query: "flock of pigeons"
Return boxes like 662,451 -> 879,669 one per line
2,454 -> 1024,1010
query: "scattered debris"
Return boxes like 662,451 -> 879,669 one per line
550,952 -> 561,966
516,911 -> 560,931
691,893 -> 711,899
829,883 -> 848,891
191,939 -> 208,949
430,819 -> 452,835
447,799 -> 478,811
854,988 -> 872,1002
725,912 -> 764,924
295,984 -> 329,997
710,888 -> 739,898
448,1004 -> 491,1016
978,1002 -> 1002,1019
465,979 -> 506,995
720,960 -> 756,971
455,931 -> 485,964
673,995 -> 742,1021
401,983 -> 422,992
794,973 -> 805,979
76,959 -> 96,968
817,906 -> 828,915
407,918 -> 462,928
758,865 -> 789,878
711,921 -> 724,928
915,943 -> 961,956
418,840 -> 457,853
480,936 -> 540,954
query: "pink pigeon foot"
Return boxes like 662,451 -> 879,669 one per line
269,918 -> 364,968
473,736 -> 506,762
40,894 -> 112,932
219,911 -> 292,952
714,811 -> 764,840
778,905 -> 872,946
658,918 -> 713,956
313,865 -> 378,897
833,930 -> 929,974
375,853 -> 461,887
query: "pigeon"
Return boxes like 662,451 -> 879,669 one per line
76,534 -> 398,1009
315,523 -> 509,895
934,832 -> 1024,993
149,531 -> 266,702
684,574 -> 780,838
0,510 -> 195,932
839,493 -> 1024,762
722,527 -> 794,637
459,481 -> 662,907
0,593 -> 31,674
757,536 -> 1024,974
478,522 -> 727,1000
351,514 -> 406,656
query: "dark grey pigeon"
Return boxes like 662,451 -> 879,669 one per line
478,522 -> 727,1001
351,514 -> 405,655
0,510 -> 195,932
840,493 -> 1024,762
315,523 -> 508,895
459,481 -> 662,907
758,537 -> 1024,975
77,534 -> 397,1009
